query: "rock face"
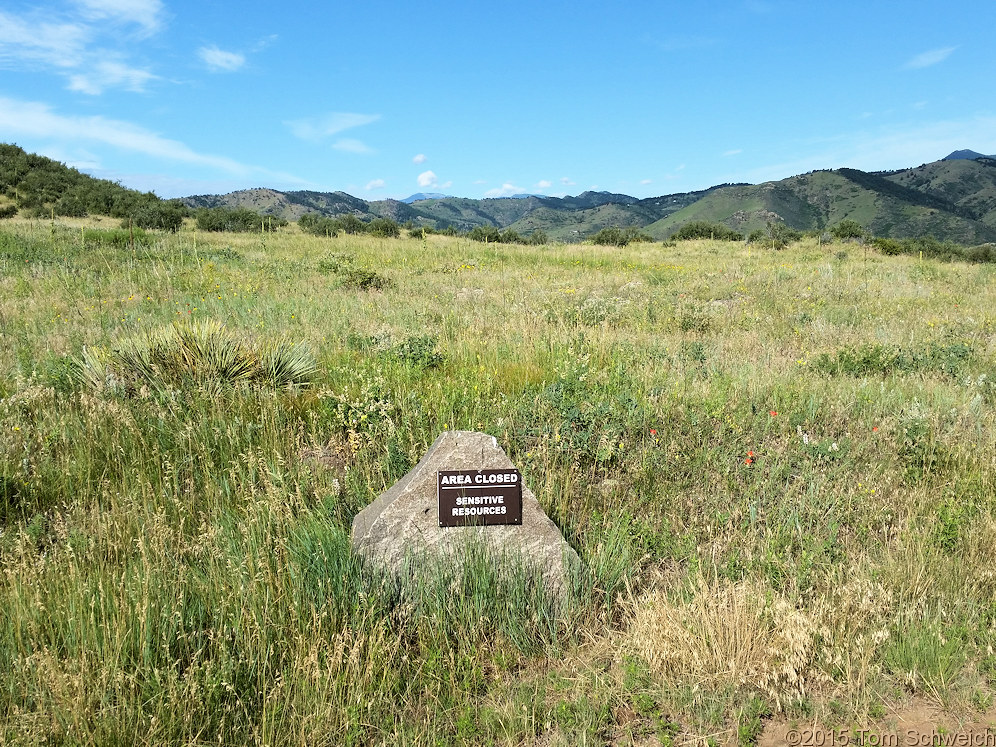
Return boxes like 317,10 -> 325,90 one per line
351,430 -> 579,597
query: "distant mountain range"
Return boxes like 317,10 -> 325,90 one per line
3,142 -> 994,244
944,149 -> 996,161
402,192 -> 451,203
183,152 -> 996,243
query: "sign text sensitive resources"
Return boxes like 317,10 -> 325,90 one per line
437,469 -> 523,528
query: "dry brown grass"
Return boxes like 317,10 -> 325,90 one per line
624,575 -> 816,709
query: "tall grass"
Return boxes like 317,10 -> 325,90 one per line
1,220 -> 994,743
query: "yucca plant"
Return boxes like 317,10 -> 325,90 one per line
73,320 -> 316,393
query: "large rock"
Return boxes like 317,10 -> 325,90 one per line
351,430 -> 579,598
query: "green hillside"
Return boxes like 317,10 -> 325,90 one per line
7,141 -> 996,245
648,162 -> 996,243
886,158 -> 996,227
0,143 -> 183,228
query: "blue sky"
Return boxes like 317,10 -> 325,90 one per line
1,0 -> 993,200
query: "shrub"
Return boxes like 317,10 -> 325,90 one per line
0,204 -> 19,219
336,214 -> 367,235
747,222 -> 801,249
590,227 -> 629,247
672,221 -> 743,242
870,235 -> 991,262
467,225 -> 502,243
829,219 -> 864,241
389,334 -> 445,368
871,237 -> 903,255
588,227 -> 653,247
367,217 -> 400,238
196,207 -> 284,233
316,251 -> 388,290
125,199 -> 187,232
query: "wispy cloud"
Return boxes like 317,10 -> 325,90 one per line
285,112 -> 380,142
560,176 -> 575,186
738,116 -> 996,185
535,180 -> 552,190
484,183 -> 524,198
0,11 -> 90,68
73,0 -> 165,34
412,153 -> 427,164
333,138 -> 374,154
365,178 -> 385,191
904,46 -> 956,70
0,2 -> 164,93
640,179 -> 652,185
0,96 -> 293,179
198,45 -> 245,73
68,58 -> 156,94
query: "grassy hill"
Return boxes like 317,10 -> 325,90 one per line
887,157 -> 996,228
649,162 -> 996,243
0,143 -> 182,226
6,142 -> 996,245
2,219 -> 995,743
180,158 -> 996,245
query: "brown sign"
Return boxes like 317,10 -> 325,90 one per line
437,469 -> 523,527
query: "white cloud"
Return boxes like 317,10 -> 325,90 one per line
333,138 -> 374,154
252,34 -> 278,52
640,179 -> 652,185
904,46 -> 956,70
412,153 -> 427,164
740,116 -> 996,185
723,148 -> 743,157
365,179 -> 386,191
73,0 -> 164,34
0,12 -> 90,68
285,112 -> 380,142
0,3 -> 163,94
484,183 -> 524,198
560,176 -> 575,186
67,58 -> 156,94
198,45 -> 245,73
0,95 -> 252,173
535,179 -> 553,190
417,170 -> 438,188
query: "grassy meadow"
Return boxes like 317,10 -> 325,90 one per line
1,218 -> 995,744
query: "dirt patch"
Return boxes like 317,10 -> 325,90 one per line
299,440 -> 351,476
760,700 -> 996,747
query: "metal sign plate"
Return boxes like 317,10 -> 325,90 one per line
437,468 -> 523,527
